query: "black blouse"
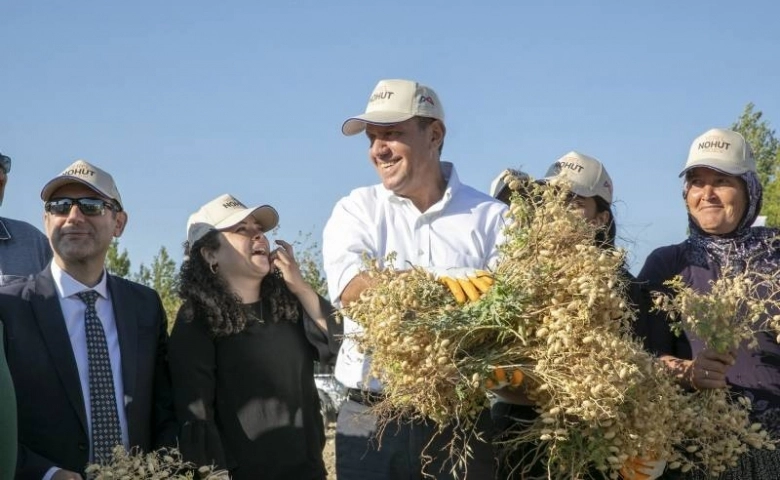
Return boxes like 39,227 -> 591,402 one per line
168,295 -> 341,480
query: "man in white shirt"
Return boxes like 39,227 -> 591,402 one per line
0,160 -> 177,480
323,78 -> 506,479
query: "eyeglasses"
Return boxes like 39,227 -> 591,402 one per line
0,154 -> 11,174
44,198 -> 118,217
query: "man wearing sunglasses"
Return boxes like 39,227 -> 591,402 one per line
0,159 -> 177,480
0,151 -> 52,286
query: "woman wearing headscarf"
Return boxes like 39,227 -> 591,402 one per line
168,194 -> 342,480
490,152 -> 662,480
638,128 -> 780,479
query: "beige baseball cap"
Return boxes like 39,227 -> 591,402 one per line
680,128 -> 755,177
543,151 -> 613,204
40,159 -> 124,209
342,79 -> 445,136
489,168 -> 529,199
186,193 -> 279,246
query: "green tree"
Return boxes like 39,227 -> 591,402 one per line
732,103 -> 780,184
134,246 -> 181,331
762,153 -> 780,227
731,103 -> 780,226
105,239 -> 131,278
292,230 -> 328,298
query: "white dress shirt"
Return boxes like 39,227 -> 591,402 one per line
323,162 -> 507,391
43,262 -> 129,479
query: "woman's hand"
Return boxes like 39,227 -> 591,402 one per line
271,239 -> 331,333
688,348 -> 736,390
270,240 -> 307,295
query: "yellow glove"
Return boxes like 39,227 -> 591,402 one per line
431,268 -> 494,304
620,456 -> 666,480
483,366 -> 525,389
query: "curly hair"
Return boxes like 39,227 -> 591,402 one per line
177,230 -> 301,337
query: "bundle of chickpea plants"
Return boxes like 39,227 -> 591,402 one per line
652,265 -> 780,476
344,172 -> 774,479
85,446 -> 229,480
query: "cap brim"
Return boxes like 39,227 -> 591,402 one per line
214,205 -> 279,233
341,111 -> 416,136
679,160 -> 749,177
540,176 -> 601,200
41,177 -> 113,202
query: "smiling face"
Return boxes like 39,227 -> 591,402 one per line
685,167 -> 748,235
44,183 -> 127,271
203,216 -> 272,282
365,118 -> 445,208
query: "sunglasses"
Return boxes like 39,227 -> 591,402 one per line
44,198 -> 119,217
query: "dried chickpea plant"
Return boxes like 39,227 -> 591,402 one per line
651,267 -> 780,477
85,446 -> 229,480
344,172 -> 773,479
653,268 -> 780,353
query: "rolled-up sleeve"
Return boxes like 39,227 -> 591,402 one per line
322,195 -> 377,306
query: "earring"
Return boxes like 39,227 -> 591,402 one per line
209,263 -> 218,275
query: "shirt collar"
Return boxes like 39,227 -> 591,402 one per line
0,218 -> 10,241
51,261 -> 109,300
380,161 -> 460,207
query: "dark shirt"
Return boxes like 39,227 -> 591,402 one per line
0,321 -> 16,479
168,296 -> 341,480
638,241 -> 780,436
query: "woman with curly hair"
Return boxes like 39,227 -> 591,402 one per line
168,193 -> 341,480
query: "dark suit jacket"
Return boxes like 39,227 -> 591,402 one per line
0,266 -> 177,479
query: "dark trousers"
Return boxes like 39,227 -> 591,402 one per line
335,398 -> 496,480
491,402 -> 548,479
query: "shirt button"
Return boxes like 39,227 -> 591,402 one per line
418,250 -> 424,256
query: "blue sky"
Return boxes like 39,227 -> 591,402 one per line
2,1 -> 779,274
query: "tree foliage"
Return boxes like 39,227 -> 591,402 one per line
133,246 -> 182,331
731,103 -> 780,185
292,230 -> 328,299
731,103 -> 780,226
105,239 -> 131,278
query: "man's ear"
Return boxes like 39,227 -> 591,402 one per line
113,211 -> 128,238
429,120 -> 445,151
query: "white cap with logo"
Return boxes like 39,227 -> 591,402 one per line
186,193 -> 279,246
342,79 -> 445,136
680,128 -> 756,177
489,168 -> 529,199
40,159 -> 124,209
543,151 -> 613,204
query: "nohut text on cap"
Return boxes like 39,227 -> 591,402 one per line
543,151 -> 613,204
186,193 -> 279,246
680,128 -> 756,177
342,79 -> 445,136
40,159 -> 123,210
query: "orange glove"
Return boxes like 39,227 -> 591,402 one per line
483,366 -> 525,389
620,456 -> 666,480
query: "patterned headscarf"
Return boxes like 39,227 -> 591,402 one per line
685,170 -> 780,273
